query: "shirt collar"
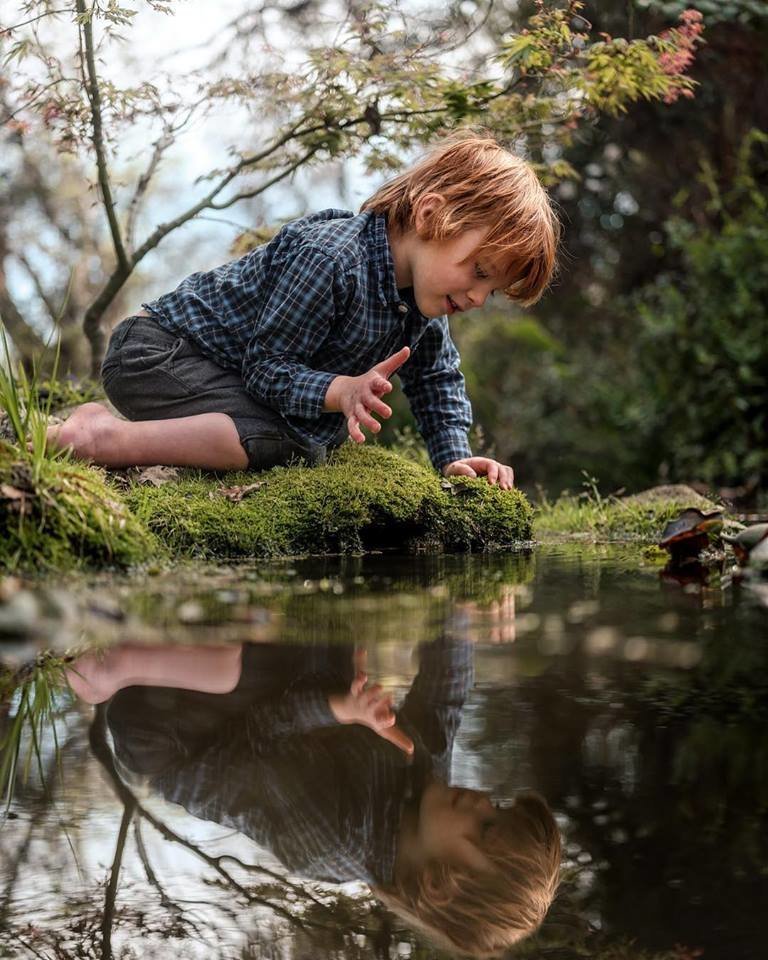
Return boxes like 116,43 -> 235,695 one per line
369,212 -> 428,322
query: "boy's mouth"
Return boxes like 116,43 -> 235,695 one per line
446,295 -> 460,314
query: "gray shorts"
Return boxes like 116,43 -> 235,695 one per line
100,315 -> 338,470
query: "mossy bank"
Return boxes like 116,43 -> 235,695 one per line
0,443 -> 533,571
125,443 -> 533,560
535,483 -> 721,543
0,440 -> 156,570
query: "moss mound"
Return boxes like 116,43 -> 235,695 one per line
535,484 -> 721,542
0,442 -> 158,570
125,443 -> 533,558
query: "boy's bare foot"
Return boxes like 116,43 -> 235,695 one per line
46,402 -> 124,465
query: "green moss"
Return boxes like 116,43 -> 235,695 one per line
535,483 -> 720,542
0,441 -> 158,571
125,444 -> 533,559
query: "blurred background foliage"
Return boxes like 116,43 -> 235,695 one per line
384,1 -> 768,502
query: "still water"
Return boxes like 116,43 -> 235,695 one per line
0,546 -> 765,960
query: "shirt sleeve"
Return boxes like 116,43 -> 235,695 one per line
397,317 -> 473,471
396,619 -> 474,768
243,686 -> 339,749
241,246 -> 348,419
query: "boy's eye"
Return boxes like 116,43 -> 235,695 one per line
474,263 -> 489,280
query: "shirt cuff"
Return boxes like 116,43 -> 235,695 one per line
426,429 -> 473,473
280,370 -> 337,420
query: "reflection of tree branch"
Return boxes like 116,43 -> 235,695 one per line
102,799 -> 135,960
87,708 -> 329,937
133,818 -> 207,940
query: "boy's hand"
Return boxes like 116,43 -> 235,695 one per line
328,672 -> 414,756
443,457 -> 515,491
324,346 -> 410,444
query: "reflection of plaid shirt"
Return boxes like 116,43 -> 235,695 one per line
143,209 -> 473,470
120,632 -> 473,886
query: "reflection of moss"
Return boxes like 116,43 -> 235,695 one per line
0,442 -> 158,570
535,485 -> 719,542
126,444 -> 533,559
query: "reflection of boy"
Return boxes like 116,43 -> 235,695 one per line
98,632 -> 560,956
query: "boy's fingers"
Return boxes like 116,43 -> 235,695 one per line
355,405 -> 381,434
347,415 -> 365,443
373,377 -> 393,396
499,465 -> 515,490
366,393 -> 392,419
378,724 -> 415,756
375,346 -> 410,379
445,462 -> 477,479
486,462 -> 499,485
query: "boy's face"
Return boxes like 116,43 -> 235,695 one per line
391,198 -> 512,320
416,780 -> 501,874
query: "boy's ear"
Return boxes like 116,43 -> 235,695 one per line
413,192 -> 446,236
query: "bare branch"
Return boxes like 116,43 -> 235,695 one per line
0,77 -> 73,126
209,145 -> 320,210
16,253 -> 59,323
125,128 -> 173,251
1,7 -> 75,33
75,0 -> 129,276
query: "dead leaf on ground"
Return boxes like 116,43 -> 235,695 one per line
0,483 -> 32,515
440,479 -> 475,497
213,481 -> 266,502
135,465 -> 180,487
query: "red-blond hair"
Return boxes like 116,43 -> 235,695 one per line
374,792 -> 562,957
361,130 -> 561,307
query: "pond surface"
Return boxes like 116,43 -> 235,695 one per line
1,546 -> 766,960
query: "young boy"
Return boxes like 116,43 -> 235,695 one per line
49,132 -> 559,485
71,629 -> 561,956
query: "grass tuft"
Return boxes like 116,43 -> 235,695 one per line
535,475 -> 720,542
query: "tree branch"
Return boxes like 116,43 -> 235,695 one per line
75,0 -> 129,276
2,8 -> 75,34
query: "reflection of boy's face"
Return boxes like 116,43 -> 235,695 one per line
416,781 -> 500,874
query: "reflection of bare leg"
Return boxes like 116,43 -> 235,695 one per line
45,402 -> 249,470
66,644 -> 244,704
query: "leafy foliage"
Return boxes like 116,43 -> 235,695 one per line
619,130 -> 768,488
1,1 -> 705,371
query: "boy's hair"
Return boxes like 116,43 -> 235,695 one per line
360,130 -> 560,307
374,792 -> 561,958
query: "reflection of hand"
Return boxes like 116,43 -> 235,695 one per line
329,673 -> 414,756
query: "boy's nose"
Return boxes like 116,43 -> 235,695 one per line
467,286 -> 490,309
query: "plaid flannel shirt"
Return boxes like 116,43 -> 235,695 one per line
143,208 -> 473,470
113,629 -> 474,886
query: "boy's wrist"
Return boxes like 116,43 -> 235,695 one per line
324,375 -> 348,413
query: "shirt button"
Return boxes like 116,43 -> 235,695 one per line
397,303 -> 408,315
